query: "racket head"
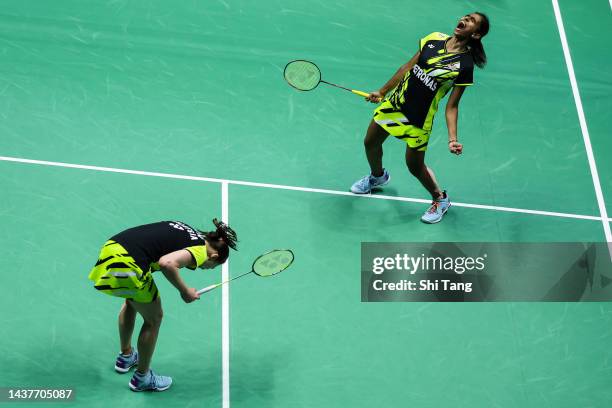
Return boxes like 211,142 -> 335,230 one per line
283,60 -> 321,91
251,249 -> 295,277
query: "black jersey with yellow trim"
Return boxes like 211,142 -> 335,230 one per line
388,32 -> 474,130
111,221 -> 207,272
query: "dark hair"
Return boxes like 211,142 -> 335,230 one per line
201,218 -> 238,264
470,12 -> 490,69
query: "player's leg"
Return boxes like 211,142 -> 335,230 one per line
404,146 -> 441,199
127,296 -> 172,391
129,297 -> 163,375
365,119 -> 389,177
119,299 -> 136,355
115,299 -> 139,373
351,119 -> 391,193
89,242 -> 143,374
404,145 -> 450,223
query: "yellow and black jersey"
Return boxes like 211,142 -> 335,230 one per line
388,32 -> 474,130
111,221 -> 208,272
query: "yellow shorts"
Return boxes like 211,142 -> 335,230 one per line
88,240 -> 159,303
373,100 -> 430,151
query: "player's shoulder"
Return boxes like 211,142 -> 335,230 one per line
459,51 -> 475,68
421,32 -> 450,42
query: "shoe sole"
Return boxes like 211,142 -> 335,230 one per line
421,203 -> 451,224
350,175 -> 391,194
115,361 -> 138,373
129,381 -> 172,392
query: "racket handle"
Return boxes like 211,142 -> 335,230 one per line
197,284 -> 219,295
351,89 -> 370,98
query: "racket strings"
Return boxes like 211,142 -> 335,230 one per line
253,250 -> 294,277
284,61 -> 321,91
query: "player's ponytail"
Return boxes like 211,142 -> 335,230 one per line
202,218 -> 238,264
470,12 -> 489,69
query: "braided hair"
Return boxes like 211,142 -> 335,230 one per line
200,218 -> 238,264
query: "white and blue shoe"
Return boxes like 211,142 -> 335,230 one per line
129,369 -> 173,392
115,350 -> 138,373
421,192 -> 451,224
350,169 -> 390,194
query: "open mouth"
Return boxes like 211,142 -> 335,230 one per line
456,20 -> 466,30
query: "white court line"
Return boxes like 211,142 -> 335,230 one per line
221,182 -> 230,408
1,155 -> 610,222
552,0 -> 612,245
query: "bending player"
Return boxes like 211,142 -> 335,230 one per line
88,219 -> 237,391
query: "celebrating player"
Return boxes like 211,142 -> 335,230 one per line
350,12 -> 490,223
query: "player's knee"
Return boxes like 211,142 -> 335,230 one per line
364,136 -> 382,150
407,162 -> 422,177
145,310 -> 163,327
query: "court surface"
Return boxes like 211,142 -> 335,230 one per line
1,1 -> 611,407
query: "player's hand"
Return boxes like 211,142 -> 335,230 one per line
449,141 -> 463,155
181,287 -> 200,303
366,90 -> 384,104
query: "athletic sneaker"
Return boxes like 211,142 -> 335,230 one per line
115,350 -> 138,373
421,192 -> 451,224
350,169 -> 390,194
129,369 -> 173,392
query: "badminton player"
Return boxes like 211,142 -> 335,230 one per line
350,12 -> 490,223
88,219 -> 237,391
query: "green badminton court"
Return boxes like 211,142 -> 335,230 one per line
1,0 -> 611,407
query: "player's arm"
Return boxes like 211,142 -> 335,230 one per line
158,249 -> 200,302
367,51 -> 420,103
445,85 -> 466,155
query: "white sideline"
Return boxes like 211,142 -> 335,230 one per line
552,0 -> 612,252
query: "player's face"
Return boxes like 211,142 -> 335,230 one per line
454,13 -> 483,39
200,259 -> 221,270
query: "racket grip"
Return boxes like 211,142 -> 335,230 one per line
351,89 -> 370,98
197,284 -> 219,295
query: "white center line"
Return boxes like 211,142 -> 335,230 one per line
221,182 -> 230,408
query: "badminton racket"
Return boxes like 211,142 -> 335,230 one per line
197,249 -> 294,295
284,60 -> 370,98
